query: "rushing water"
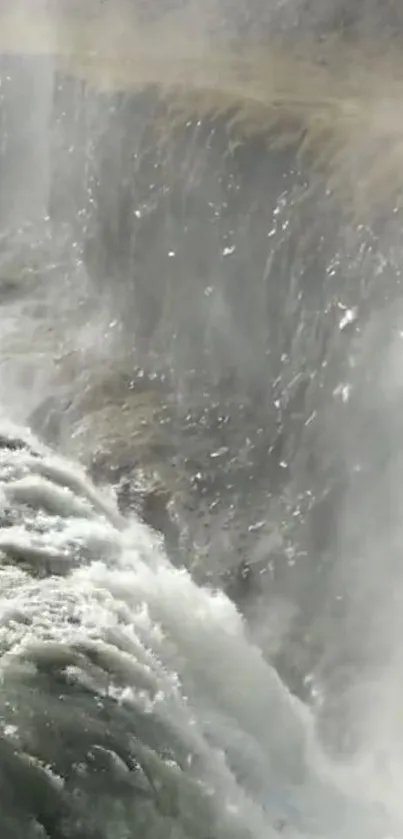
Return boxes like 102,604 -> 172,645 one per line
3,1 -> 403,837
0,421 -> 401,839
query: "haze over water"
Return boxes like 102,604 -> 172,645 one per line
1,2 -> 403,837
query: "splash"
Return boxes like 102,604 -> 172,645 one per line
0,420 -> 400,838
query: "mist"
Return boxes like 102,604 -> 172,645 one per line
1,0 -> 403,827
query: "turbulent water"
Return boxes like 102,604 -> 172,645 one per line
0,421 -> 401,839
4,1 -> 403,837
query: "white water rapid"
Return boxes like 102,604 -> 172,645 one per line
0,421 -> 401,839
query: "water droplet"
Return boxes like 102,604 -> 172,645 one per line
339,307 -> 358,330
210,447 -> 229,458
248,520 -> 265,533
334,383 -> 352,403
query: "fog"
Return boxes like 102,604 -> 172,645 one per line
1,0 -> 403,805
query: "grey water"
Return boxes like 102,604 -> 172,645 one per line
0,421 -> 401,839
2,1 -> 403,837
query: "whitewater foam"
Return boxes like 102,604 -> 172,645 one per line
0,420 -> 400,838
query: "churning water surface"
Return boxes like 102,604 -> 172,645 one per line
0,422 -> 401,839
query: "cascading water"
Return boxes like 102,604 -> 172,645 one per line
0,421 -> 400,839
2,1 -> 403,837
